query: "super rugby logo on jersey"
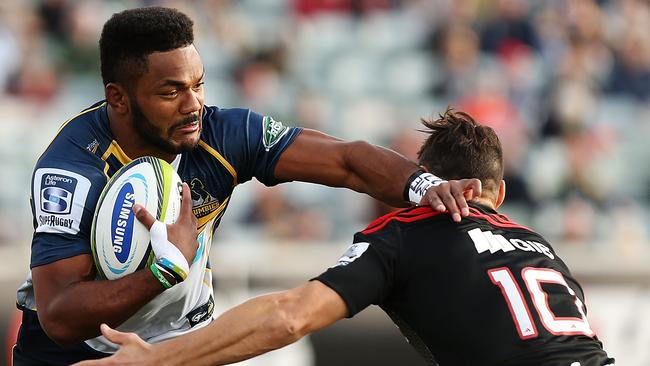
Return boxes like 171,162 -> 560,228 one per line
190,178 -> 220,219
41,173 -> 77,214
34,168 -> 91,235
262,116 -> 289,151
110,183 -> 136,261
334,242 -> 370,267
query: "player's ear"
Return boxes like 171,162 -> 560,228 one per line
495,180 -> 506,209
105,82 -> 129,114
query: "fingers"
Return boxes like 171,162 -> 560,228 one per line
424,182 -> 462,221
133,204 -> 156,230
424,178 -> 483,223
100,323 -> 128,345
449,181 -> 469,222
177,183 -> 197,226
440,183 -> 464,223
462,178 -> 482,199
421,192 -> 446,213
134,183 -> 195,230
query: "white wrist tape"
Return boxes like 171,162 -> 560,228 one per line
150,220 -> 190,281
408,172 -> 447,205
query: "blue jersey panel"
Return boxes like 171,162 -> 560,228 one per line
201,107 -> 302,186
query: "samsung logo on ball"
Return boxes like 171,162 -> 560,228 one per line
111,183 -> 135,263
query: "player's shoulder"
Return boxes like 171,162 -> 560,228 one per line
49,101 -> 109,144
361,206 -> 446,236
359,203 -> 538,239
200,106 -> 297,151
34,101 -> 110,194
39,101 -> 111,166
362,206 -> 449,234
202,105 -> 255,126
200,105 -> 256,141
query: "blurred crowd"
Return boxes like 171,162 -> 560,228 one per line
0,0 -> 649,252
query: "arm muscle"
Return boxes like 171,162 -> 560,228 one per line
33,254 -> 164,345
158,281 -> 347,366
275,129 -> 418,206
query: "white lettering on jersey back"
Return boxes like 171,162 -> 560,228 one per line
33,168 -> 91,235
468,228 -> 554,259
334,242 -> 370,267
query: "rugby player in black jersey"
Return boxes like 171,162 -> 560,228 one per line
76,109 -> 614,366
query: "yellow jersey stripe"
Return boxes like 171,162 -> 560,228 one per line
101,140 -> 132,176
196,196 -> 230,232
198,140 -> 237,185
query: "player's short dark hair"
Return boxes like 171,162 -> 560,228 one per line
418,108 -> 504,197
99,7 -> 194,86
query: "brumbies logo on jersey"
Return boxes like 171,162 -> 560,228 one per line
34,168 -> 91,235
190,178 -> 220,219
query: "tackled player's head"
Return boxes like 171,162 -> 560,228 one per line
417,108 -> 504,205
99,7 -> 194,87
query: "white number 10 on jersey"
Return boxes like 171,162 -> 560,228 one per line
488,267 -> 595,340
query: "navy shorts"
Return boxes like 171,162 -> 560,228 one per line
13,309 -> 109,366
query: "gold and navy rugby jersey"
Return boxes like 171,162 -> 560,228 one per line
315,203 -> 615,366
15,101 -> 301,364
25,100 -> 300,268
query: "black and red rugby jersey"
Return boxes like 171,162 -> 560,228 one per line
315,203 -> 614,366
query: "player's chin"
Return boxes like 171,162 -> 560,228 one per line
174,133 -> 201,152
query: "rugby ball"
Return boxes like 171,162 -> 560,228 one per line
91,156 -> 183,280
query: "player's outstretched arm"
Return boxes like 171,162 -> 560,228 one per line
33,184 -> 198,346
73,281 -> 347,366
274,129 -> 481,221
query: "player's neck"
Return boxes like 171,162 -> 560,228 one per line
470,197 -> 496,211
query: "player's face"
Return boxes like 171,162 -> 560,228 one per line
129,45 -> 205,154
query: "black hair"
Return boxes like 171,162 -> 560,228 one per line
417,108 -> 504,198
99,7 -> 194,86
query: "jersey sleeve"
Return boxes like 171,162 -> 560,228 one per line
206,108 -> 302,186
313,228 -> 400,318
29,161 -> 106,268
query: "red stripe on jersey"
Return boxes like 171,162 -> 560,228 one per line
362,206 -> 531,235
363,208 -> 411,233
363,206 -> 438,232
468,208 -> 532,232
362,207 -> 443,235
364,206 -> 436,232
